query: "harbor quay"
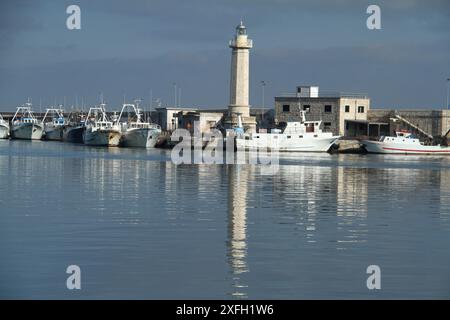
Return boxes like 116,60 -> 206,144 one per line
1,104 -> 449,153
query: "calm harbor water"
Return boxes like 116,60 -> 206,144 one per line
1,139 -> 450,299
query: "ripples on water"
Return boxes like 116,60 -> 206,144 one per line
1,140 -> 450,299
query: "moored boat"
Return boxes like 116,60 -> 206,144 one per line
0,114 -> 9,139
62,112 -> 86,143
362,131 -> 450,155
42,107 -> 65,141
10,103 -> 44,140
83,104 -> 121,147
235,111 -> 340,152
116,102 -> 161,148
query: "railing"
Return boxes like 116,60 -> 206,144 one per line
229,39 -> 253,48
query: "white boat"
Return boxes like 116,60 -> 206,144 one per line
116,103 -> 161,148
362,131 -> 450,155
0,114 -> 9,139
236,111 -> 340,152
42,107 -> 65,141
83,104 -> 121,147
10,104 -> 44,140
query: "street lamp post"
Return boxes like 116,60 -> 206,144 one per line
261,80 -> 266,125
446,78 -> 450,110
173,82 -> 177,108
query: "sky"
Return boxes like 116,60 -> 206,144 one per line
0,0 -> 449,111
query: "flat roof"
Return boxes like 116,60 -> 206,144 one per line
155,107 -> 198,111
276,92 -> 369,99
345,119 -> 389,125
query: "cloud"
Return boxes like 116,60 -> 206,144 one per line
0,0 -> 449,110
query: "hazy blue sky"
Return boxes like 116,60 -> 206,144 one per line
0,0 -> 449,111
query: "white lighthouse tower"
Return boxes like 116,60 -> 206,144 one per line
224,21 -> 256,132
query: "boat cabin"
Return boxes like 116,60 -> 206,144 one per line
91,121 -> 114,129
15,117 -> 38,124
275,120 -> 323,135
379,131 -> 421,144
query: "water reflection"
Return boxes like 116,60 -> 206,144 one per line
3,140 -> 450,299
335,167 -> 368,248
438,169 -> 450,229
226,164 -> 250,298
272,164 -> 335,243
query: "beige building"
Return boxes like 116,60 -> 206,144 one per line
155,107 -> 198,131
178,111 -> 225,134
155,107 -> 225,133
275,86 -> 370,136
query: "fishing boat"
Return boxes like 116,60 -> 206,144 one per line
116,102 -> 161,148
235,111 -> 340,152
83,104 -> 121,147
63,112 -> 86,143
10,104 -> 44,140
362,130 -> 450,155
0,114 -> 9,139
42,107 -> 65,141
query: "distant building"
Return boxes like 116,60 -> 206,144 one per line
368,109 -> 450,140
155,107 -> 224,133
155,107 -> 197,131
275,85 -> 371,136
177,110 -> 225,134
250,108 -> 275,130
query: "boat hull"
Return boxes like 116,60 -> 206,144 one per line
0,125 -> 9,139
236,135 -> 340,152
83,129 -> 121,147
362,140 -> 450,155
121,128 -> 161,148
11,123 -> 44,140
44,127 -> 63,141
63,126 -> 85,143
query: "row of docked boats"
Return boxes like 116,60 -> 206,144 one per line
0,102 -> 162,148
232,111 -> 450,155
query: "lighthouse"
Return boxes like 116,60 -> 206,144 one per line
224,21 -> 256,132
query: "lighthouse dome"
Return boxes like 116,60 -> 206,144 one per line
236,21 -> 247,35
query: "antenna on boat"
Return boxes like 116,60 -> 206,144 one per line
297,103 -> 306,123
149,89 -> 154,123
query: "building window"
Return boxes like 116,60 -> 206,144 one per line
282,104 -> 290,112
324,105 -> 332,113
358,106 -> 365,113
303,105 -> 311,112
345,105 -> 350,113
324,122 -> 332,127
